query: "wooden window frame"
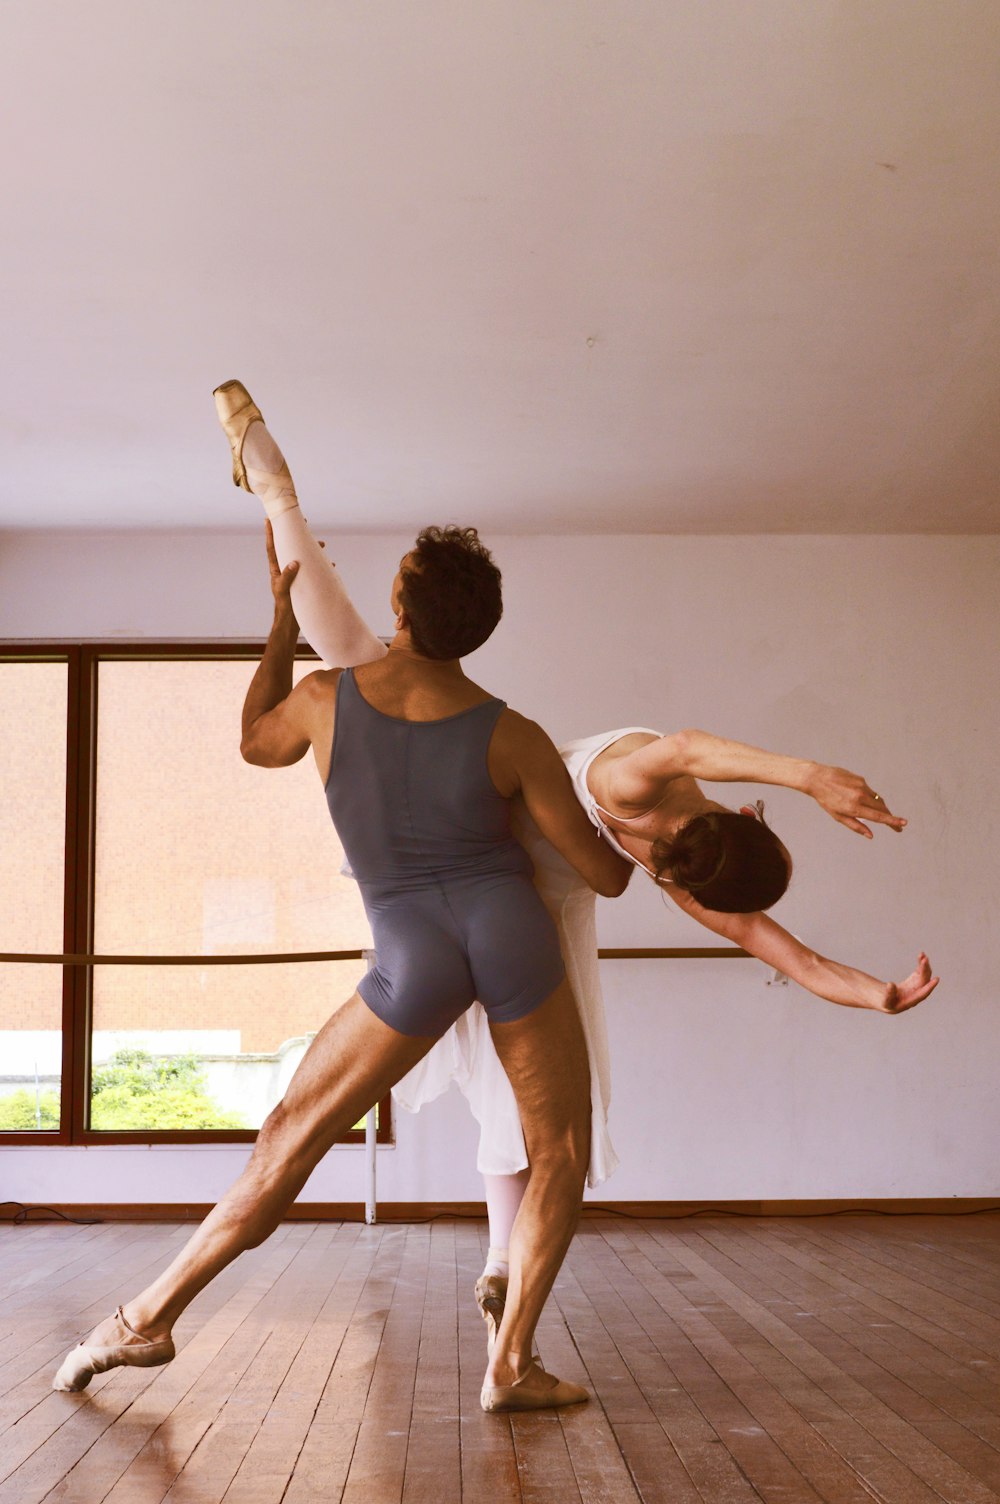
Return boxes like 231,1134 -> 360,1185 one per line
1,641 -> 391,1147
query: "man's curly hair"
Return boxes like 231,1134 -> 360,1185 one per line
399,526 -> 503,660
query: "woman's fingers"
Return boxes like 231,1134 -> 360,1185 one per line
861,786 -> 907,831
819,769 -> 906,832
887,954 -> 939,1011
839,815 -> 874,838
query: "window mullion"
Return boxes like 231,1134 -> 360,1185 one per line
63,648 -> 97,1143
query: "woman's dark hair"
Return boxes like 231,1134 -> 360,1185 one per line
400,525 -> 503,660
651,806 -> 790,913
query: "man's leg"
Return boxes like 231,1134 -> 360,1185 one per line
55,995 -> 432,1388
483,977 -> 591,1399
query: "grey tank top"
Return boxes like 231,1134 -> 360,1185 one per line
325,668 -> 533,891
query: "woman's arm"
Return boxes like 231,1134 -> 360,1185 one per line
662,885 -> 938,1014
609,729 -> 906,838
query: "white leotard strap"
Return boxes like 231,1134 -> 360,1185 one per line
560,728 -> 662,878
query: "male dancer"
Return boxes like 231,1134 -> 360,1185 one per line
54,518 -> 630,1411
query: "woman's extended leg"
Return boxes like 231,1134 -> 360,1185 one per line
54,995 -> 432,1390
236,410 -> 387,668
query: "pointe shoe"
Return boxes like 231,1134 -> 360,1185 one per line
52,1307 -> 175,1393
213,379 -> 264,491
481,1359 -> 589,1413
474,1273 -> 507,1353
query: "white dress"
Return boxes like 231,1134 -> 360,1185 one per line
392,727 -> 660,1188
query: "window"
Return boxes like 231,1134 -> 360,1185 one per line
0,645 -> 389,1145
0,659 -> 68,1133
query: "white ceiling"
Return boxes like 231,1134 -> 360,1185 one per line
2,1 -> 998,534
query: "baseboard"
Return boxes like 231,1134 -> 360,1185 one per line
3,1198 -> 998,1224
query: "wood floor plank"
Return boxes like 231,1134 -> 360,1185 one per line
455,1220 -> 522,1504
0,1226 -> 294,1491
156,1223 -> 342,1503
511,1410 -> 584,1504
720,1221 -> 1000,1496
1,1225 -> 305,1504
782,1218 -> 1000,1327
735,1219 -> 1000,1406
214,1222 -> 368,1504
0,1223 -> 200,1425
340,1224 -> 427,1504
610,1422 -> 704,1504
1,1215 -> 997,1504
633,1220 -> 999,1504
758,1218 -> 1000,1357
565,1229 -> 769,1502
534,1291 -> 642,1504
0,1222 -> 111,1303
583,1224 -> 860,1504
283,1225 -> 403,1504
603,1221 -> 899,1502
402,1221 -> 461,1504
0,1223 -> 190,1397
733,1222 -> 1000,1430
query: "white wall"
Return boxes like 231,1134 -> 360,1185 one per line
1,529 -> 997,1204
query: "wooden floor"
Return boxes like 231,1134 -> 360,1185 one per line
1,1215 -> 999,1503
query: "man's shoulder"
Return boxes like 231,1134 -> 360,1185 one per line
493,706 -> 558,764
297,667 -> 342,701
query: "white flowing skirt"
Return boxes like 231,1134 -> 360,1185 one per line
392,800 -> 618,1189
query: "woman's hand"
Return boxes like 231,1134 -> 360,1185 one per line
870,953 -> 939,1014
805,763 -> 907,838
265,520 -> 300,619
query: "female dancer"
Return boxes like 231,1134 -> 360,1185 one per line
214,382 -> 939,1340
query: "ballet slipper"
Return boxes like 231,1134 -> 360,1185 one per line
474,1273 -> 507,1353
213,379 -> 263,491
52,1306 -> 175,1392
213,379 -> 298,515
480,1359 -> 589,1413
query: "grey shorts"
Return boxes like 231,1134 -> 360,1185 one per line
357,871 -> 565,1038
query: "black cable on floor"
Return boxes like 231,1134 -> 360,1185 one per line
0,1200 -> 103,1226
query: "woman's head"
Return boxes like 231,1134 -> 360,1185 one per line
397,525 -> 503,659
651,802 -> 791,912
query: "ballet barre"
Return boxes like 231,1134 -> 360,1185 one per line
3,945 -> 756,1225
1,946 -> 750,964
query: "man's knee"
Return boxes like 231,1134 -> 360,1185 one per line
253,1099 -> 309,1178
530,1107 -> 591,1185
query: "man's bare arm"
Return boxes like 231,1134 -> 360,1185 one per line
505,715 -> 631,897
240,527 -> 327,768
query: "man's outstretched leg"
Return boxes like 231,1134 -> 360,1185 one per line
480,978 -> 592,1411
53,995 -> 432,1390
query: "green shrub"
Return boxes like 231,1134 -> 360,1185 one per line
0,1049 -> 248,1132
0,1089 -> 61,1130
89,1048 -> 248,1130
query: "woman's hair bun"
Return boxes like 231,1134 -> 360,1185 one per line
655,815 -> 726,892
650,807 -> 790,914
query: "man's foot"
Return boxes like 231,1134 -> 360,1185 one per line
474,1273 -> 507,1353
480,1359 -> 589,1413
52,1307 -> 175,1392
